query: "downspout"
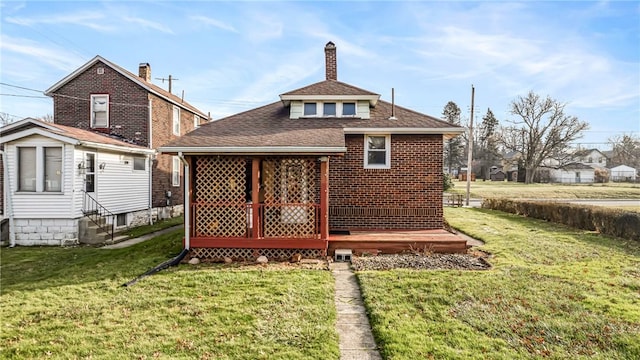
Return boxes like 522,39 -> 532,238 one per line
148,98 -> 153,225
177,152 -> 190,250
0,150 -> 16,247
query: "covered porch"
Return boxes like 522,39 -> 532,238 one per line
185,155 -> 330,260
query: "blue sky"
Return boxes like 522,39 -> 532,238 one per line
1,0 -> 638,149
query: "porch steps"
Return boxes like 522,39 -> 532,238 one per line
78,218 -> 128,245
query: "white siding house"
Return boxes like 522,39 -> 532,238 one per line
548,163 -> 596,184
610,165 -> 637,182
1,119 -> 154,246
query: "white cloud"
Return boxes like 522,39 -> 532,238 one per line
6,11 -> 114,32
190,15 -> 237,33
0,34 -> 85,73
122,16 -> 174,34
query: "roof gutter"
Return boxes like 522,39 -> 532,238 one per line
80,141 -> 156,155
157,146 -> 347,155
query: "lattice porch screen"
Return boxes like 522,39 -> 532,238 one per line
262,157 -> 318,238
194,157 -> 248,237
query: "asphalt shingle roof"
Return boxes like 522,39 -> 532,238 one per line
281,80 -> 379,96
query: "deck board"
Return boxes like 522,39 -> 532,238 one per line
328,229 -> 468,255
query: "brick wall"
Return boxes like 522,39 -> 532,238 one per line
53,61 -> 150,146
329,134 -> 444,230
52,60 -> 201,208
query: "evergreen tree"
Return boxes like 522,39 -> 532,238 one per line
442,101 -> 464,175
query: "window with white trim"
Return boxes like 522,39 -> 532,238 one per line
17,146 -> 63,192
172,156 -> 180,186
364,135 -> 391,169
323,102 -> 336,116
133,157 -> 146,171
18,147 -> 36,192
194,114 -> 200,129
342,102 -> 356,116
303,103 -> 317,116
172,106 -> 180,135
91,94 -> 109,128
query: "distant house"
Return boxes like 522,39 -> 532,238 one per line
158,42 -> 466,259
544,162 -> 596,184
610,165 -> 637,182
44,55 -> 209,219
572,148 -> 607,168
1,118 -> 154,246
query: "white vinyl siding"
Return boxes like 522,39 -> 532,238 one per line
7,135 -> 74,218
357,100 -> 370,119
172,156 -> 180,187
92,150 -> 149,214
172,106 -> 180,135
91,94 -> 109,128
364,134 -> 391,169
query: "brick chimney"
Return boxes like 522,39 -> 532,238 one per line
325,41 -> 337,81
138,63 -> 151,82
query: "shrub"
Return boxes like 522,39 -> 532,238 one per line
443,173 -> 454,191
482,198 -> 640,241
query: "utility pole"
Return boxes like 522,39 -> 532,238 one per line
155,75 -> 178,93
465,85 -> 475,206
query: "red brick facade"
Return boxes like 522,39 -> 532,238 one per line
329,134 -> 444,230
51,60 -> 202,208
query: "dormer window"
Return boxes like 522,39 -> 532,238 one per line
323,103 -> 336,116
343,102 -> 356,116
304,103 -> 317,116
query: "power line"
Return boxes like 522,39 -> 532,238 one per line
0,93 -> 49,98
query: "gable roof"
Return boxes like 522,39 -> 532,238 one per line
159,94 -> 464,154
1,118 -> 154,154
44,55 -> 208,119
280,80 -> 380,106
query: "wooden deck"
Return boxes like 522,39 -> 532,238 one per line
328,229 -> 469,255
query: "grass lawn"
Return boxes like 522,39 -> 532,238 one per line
447,180 -> 640,199
357,208 -> 640,359
0,231 -> 339,359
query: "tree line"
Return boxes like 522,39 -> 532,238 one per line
443,91 -> 640,184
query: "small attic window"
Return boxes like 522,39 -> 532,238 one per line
343,102 -> 356,116
97,67 -> 104,75
303,103 -> 317,116
323,103 -> 336,116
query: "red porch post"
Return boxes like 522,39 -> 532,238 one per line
320,156 -> 329,241
252,157 -> 260,239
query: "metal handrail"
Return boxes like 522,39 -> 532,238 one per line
81,190 -> 115,243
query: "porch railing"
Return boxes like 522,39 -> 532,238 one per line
81,190 -> 115,243
192,202 -> 320,239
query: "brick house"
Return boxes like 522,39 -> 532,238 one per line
44,55 -> 209,218
159,42 -> 465,259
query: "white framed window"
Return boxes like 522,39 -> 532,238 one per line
17,146 -> 63,192
172,156 -> 180,186
44,147 -> 62,192
133,157 -> 146,171
172,106 -> 180,135
91,94 -> 109,128
303,103 -> 317,116
364,135 -> 391,169
194,114 -> 200,129
323,102 -> 336,116
18,147 -> 36,192
342,102 -> 356,116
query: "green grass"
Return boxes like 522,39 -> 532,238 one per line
447,180 -> 640,199
0,231 -> 339,359
357,208 -> 640,359
125,215 -> 184,238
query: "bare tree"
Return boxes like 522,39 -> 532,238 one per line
608,133 -> 640,168
499,91 -> 589,184
38,113 -> 54,122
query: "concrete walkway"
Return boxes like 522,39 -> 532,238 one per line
330,262 -> 382,360
101,225 -> 183,249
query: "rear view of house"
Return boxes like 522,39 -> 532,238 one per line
159,42 -> 465,260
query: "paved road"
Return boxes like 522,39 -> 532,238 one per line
448,198 -> 639,208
